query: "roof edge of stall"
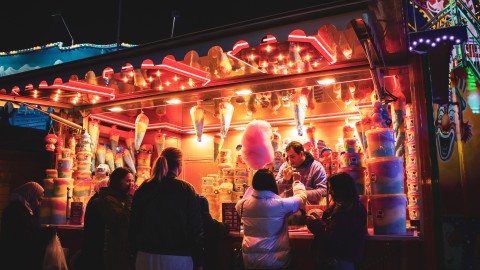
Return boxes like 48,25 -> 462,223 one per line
0,0 -> 371,95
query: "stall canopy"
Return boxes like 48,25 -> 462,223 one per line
0,0 -> 408,133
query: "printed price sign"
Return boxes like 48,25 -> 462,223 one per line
69,202 -> 84,225
222,202 -> 241,232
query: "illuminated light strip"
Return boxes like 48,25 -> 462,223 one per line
141,56 -> 211,86
182,111 -> 360,133
230,40 -> 250,55
92,111 -> 359,134
0,94 -> 73,109
103,67 -> 115,78
226,51 -> 265,73
288,30 -> 336,64
39,80 -> 116,100
90,115 -> 135,129
11,86 -> 20,95
261,35 -> 277,44
228,40 -> 266,73
146,122 -> 184,131
122,63 -> 134,72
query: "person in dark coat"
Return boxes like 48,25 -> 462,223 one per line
198,194 -> 229,270
129,147 -> 204,270
306,172 -> 368,270
77,167 -> 135,270
0,181 -> 55,270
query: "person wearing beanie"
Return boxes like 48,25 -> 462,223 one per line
235,169 -> 307,269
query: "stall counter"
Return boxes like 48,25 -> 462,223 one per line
46,224 -> 422,270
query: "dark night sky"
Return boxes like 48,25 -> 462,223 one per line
0,0 -> 333,52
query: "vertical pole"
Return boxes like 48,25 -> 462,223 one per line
116,0 -> 123,50
171,16 -> 177,38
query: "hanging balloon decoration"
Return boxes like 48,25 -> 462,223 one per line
190,101 -> 205,142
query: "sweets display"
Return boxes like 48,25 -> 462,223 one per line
370,194 -> 407,235
365,121 -> 407,235
365,128 -> 395,158
404,103 -> 420,221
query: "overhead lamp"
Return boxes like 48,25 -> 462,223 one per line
166,98 -> 182,104
108,106 -> 123,112
235,89 -> 253,96
317,78 -> 336,85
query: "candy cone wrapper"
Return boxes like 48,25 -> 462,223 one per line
88,120 -> 100,156
271,130 -> 281,152
126,131 -> 136,161
109,125 -> 120,157
96,144 -> 106,164
135,112 -> 149,151
306,125 -> 316,145
123,149 -> 137,175
154,131 -> 166,157
105,149 -> 115,172
214,133 -> 224,162
291,92 -> 307,136
190,103 -> 205,142
219,100 -> 234,138
114,153 -> 124,168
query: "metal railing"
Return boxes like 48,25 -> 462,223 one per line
417,0 -> 480,80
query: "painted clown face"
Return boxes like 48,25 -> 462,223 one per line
435,103 -> 456,161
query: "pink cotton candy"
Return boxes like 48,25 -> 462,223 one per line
241,120 -> 274,170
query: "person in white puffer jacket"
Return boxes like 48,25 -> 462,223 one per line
235,168 -> 307,270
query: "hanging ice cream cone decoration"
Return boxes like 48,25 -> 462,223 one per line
114,152 -> 124,168
138,144 -> 153,167
271,127 -> 281,152
291,90 -> 308,136
67,136 -> 76,155
190,101 -> 205,142
306,124 -> 316,146
109,125 -> 120,157
135,111 -> 149,151
213,133 -> 224,162
154,131 -> 166,157
96,144 -> 106,164
126,130 -> 136,161
105,148 -> 115,172
123,149 -> 137,175
88,119 -> 100,158
219,99 -> 234,138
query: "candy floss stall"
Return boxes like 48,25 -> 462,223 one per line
1,0 -> 464,268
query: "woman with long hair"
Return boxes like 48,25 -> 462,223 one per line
129,147 -> 204,270
306,172 -> 367,270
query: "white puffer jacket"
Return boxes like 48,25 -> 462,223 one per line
235,182 -> 306,269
